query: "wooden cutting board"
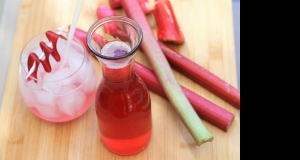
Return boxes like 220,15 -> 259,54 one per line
0,0 -> 240,159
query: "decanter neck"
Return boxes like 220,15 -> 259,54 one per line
101,60 -> 135,83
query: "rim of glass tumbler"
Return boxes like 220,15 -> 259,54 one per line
86,16 -> 143,60
20,30 -> 87,83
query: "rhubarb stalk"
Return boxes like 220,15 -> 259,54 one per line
152,0 -> 185,44
135,62 -> 235,132
121,0 -> 213,145
159,42 -> 241,109
68,26 -> 91,52
108,0 -> 152,15
97,5 -> 120,30
97,5 -> 132,43
109,0 -> 121,9
97,5 -> 117,19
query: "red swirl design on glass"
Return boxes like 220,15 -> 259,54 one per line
27,31 -> 66,82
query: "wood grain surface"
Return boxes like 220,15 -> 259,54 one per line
0,0 -> 240,159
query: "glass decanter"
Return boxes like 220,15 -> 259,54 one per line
87,16 -> 152,156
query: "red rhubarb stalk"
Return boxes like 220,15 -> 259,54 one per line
121,0 -> 213,145
69,26 -> 108,53
97,4 -> 117,19
135,62 -> 235,132
152,0 -> 185,44
108,0 -> 121,9
68,26 -> 91,53
97,5 -> 117,34
97,5 -> 132,43
108,0 -> 152,15
159,42 -> 241,109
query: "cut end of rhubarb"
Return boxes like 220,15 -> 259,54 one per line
139,0 -> 152,15
109,0 -> 152,15
195,136 -> 214,146
158,36 -> 185,44
225,114 -> 235,132
97,5 -> 117,20
153,0 -> 185,44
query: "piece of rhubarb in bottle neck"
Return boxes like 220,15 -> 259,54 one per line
87,16 -> 143,83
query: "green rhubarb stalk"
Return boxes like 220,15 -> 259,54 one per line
120,0 -> 213,145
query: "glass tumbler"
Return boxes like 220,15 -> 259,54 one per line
19,30 -> 97,122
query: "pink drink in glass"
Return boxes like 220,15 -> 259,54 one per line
18,31 -> 97,122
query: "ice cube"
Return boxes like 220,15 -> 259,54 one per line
76,65 -> 88,85
70,39 -> 84,54
42,72 -> 62,94
56,37 -> 83,57
59,84 -> 78,95
55,67 -> 74,86
42,67 -> 74,93
23,93 -> 36,108
42,81 -> 61,94
19,78 -> 36,107
68,51 -> 84,72
68,53 -> 88,84
35,90 -> 56,107
25,79 -> 40,90
57,91 -> 86,116
56,37 -> 68,57
36,62 -> 46,77
48,56 -> 61,72
31,44 -> 43,54
82,65 -> 97,93
35,104 -> 63,119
